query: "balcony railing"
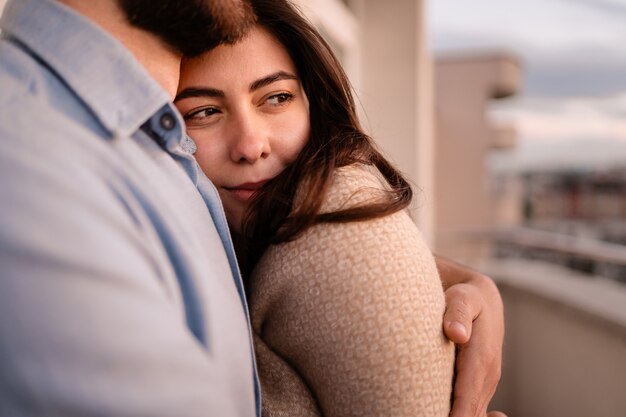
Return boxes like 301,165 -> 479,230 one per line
484,258 -> 626,417
493,226 -> 626,265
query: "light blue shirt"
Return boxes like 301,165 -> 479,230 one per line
0,0 -> 259,415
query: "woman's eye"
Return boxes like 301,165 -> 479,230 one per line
184,107 -> 220,123
266,93 -> 293,106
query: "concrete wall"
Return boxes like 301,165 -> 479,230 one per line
485,259 -> 626,417
291,0 -> 360,87
433,53 -> 521,261
353,0 -> 436,242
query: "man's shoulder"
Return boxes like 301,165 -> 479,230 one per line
0,38 -> 39,107
0,92 -> 119,215
0,45 -> 112,174
0,39 -> 92,140
0,91 -> 106,172
0,46 -> 123,225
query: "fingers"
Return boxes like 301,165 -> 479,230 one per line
449,346 -> 488,417
443,283 -> 482,345
450,351 -> 498,417
445,320 -> 469,344
449,309 -> 502,417
444,274 -> 505,417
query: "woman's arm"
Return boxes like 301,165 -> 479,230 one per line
436,256 -> 506,417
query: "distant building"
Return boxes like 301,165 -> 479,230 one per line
525,169 -> 626,223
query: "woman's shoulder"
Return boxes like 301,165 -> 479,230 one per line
260,164 -> 427,265
253,164 -> 434,290
319,163 -> 392,214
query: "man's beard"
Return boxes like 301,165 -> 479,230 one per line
119,0 -> 256,57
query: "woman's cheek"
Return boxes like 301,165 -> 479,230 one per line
284,120 -> 310,161
194,144 -> 221,180
194,137 -> 227,171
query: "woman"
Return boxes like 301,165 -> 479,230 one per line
176,1 -> 455,415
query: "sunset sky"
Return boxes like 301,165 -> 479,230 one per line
429,0 -> 626,171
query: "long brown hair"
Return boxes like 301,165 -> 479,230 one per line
239,0 -> 412,273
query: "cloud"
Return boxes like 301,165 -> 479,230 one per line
523,44 -> 626,97
563,0 -> 626,17
430,0 -> 626,99
489,94 -> 626,171
433,34 -> 626,99
430,0 -> 626,172
490,136 -> 626,173
430,0 -> 626,50
491,94 -> 626,141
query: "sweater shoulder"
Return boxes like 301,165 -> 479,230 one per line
318,164 -> 391,214
250,165 -> 440,330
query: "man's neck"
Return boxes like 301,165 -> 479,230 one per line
59,0 -> 181,99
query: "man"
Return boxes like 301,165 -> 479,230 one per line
0,0 -> 504,416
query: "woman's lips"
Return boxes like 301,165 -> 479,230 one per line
224,180 -> 269,203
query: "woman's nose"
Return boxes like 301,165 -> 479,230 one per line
229,111 -> 271,163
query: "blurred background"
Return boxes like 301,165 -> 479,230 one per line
2,0 -> 624,416
289,1 -> 626,416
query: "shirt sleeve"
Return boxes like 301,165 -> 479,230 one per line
250,168 -> 455,417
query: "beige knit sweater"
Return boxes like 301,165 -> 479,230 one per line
248,165 -> 455,417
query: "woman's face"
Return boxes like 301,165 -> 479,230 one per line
176,25 -> 310,232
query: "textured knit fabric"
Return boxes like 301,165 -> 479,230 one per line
249,165 -> 455,417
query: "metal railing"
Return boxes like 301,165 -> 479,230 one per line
492,227 -> 626,267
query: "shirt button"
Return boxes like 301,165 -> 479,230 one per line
182,136 -> 197,154
160,112 -> 176,131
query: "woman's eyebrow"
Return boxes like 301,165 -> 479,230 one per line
174,71 -> 297,102
249,71 -> 297,92
174,87 -> 224,102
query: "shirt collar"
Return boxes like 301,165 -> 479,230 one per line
0,0 -> 171,138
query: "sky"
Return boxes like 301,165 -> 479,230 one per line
428,0 -> 626,172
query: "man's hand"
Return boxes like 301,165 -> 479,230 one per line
435,256 -> 506,417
